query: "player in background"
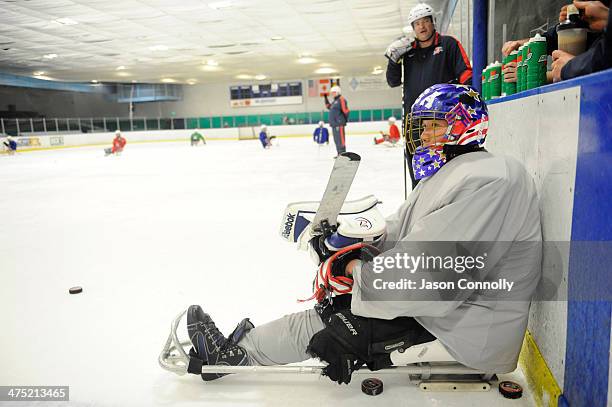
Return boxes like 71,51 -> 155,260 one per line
374,116 -> 401,145
313,121 -> 329,145
190,129 -> 206,146
258,125 -> 276,149
324,86 -> 350,157
385,3 -> 472,187
105,130 -> 127,156
177,84 -> 542,385
2,135 -> 17,155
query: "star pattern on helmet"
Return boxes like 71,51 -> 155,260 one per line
467,107 -> 477,117
466,88 -> 480,101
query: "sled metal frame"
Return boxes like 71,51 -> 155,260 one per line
159,310 -> 496,392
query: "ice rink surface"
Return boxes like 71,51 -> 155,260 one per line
0,136 -> 534,406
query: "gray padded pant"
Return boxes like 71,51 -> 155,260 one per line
238,309 -> 326,365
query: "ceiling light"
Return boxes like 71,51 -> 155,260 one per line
205,59 -> 218,66
371,66 -> 384,75
116,72 -> 130,77
254,74 -> 267,80
270,36 -> 284,41
131,80 -> 137,83
54,18 -> 78,25
235,74 -> 253,80
201,65 -> 221,72
161,78 -> 176,83
116,66 -> 126,70
208,1 -> 233,10
91,80 -> 99,83
148,45 -> 168,51
33,71 -> 46,76
314,67 -> 337,74
297,56 -> 317,64
187,79 -> 198,85
43,53 -> 58,59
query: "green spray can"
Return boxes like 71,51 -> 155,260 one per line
516,45 -> 524,92
489,61 -> 502,98
526,33 -> 547,89
502,51 -> 518,96
483,64 -> 491,100
521,41 -> 530,91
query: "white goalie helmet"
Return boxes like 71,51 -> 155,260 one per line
260,124 -> 267,131
407,3 -> 435,26
330,85 -> 341,95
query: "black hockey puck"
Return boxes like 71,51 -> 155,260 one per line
69,286 -> 83,294
361,378 -> 383,396
499,381 -> 523,399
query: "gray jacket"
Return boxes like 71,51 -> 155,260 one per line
351,151 -> 542,373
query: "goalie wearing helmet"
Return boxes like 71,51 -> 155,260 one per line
385,3 -> 473,187
161,84 -> 541,386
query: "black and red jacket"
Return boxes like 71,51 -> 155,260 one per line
386,32 -> 472,111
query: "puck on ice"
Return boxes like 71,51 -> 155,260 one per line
498,381 -> 523,399
361,378 -> 383,396
69,286 -> 83,294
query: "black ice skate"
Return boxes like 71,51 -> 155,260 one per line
186,305 -> 253,381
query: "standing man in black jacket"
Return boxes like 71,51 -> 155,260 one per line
324,85 -> 350,157
385,3 -> 472,188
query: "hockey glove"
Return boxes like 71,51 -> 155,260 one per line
384,36 -> 412,64
310,243 -> 379,303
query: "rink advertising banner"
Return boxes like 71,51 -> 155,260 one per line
16,137 -> 41,147
353,241 -> 612,302
230,95 -> 302,108
50,136 -> 64,146
347,76 -> 388,92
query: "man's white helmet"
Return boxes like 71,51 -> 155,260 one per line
318,121 -> 324,127
330,85 -> 341,95
407,3 -> 435,26
388,116 -> 396,123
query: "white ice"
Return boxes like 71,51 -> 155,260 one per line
0,136 -> 534,406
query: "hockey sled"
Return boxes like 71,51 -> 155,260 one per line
159,310 -> 496,392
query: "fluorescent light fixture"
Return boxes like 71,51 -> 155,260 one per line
371,66 -> 384,75
270,36 -> 284,41
33,71 -> 46,76
55,18 -> 78,25
161,78 -> 176,83
43,53 -> 58,59
254,74 -> 267,80
314,67 -> 337,74
201,65 -> 221,72
235,74 -> 253,80
208,1 -> 233,10
116,72 -> 130,77
116,66 -> 126,70
297,56 -> 317,64
186,79 -> 197,85
206,59 -> 218,66
148,45 -> 168,51
91,80 -> 99,83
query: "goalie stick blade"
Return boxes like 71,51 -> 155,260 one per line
311,152 -> 361,232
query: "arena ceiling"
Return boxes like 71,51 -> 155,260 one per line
0,0 -> 449,84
